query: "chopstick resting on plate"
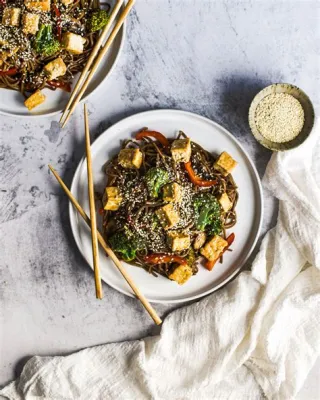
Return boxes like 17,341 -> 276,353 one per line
48,165 -> 162,326
84,104 -> 102,299
60,0 -> 136,128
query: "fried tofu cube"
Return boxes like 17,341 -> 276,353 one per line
218,193 -> 233,212
104,187 -> 122,211
193,232 -> 206,250
43,57 -> 67,80
167,231 -> 190,252
24,90 -> 46,110
171,138 -> 191,163
214,152 -> 238,176
61,0 -> 74,5
200,235 -> 228,261
2,8 -> 21,26
169,264 -> 193,285
22,13 -> 39,35
155,204 -> 179,230
118,148 -> 143,169
162,182 -> 182,203
62,32 -> 86,55
24,0 -> 51,12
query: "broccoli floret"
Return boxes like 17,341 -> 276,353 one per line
33,25 -> 60,57
186,247 -> 196,267
145,167 -> 169,198
108,230 -> 144,262
193,193 -> 222,235
87,9 -> 109,32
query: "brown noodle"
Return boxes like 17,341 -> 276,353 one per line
101,130 -> 238,280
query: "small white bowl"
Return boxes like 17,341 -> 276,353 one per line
249,83 -> 315,151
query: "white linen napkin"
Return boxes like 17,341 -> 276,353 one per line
1,124 -> 320,400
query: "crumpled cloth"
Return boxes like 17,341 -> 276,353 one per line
1,124 -> 320,400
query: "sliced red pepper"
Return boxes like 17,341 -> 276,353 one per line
205,233 -> 235,271
98,208 -> 105,216
0,68 -> 18,76
184,162 -> 217,187
52,5 -> 62,40
47,80 -> 71,92
144,253 -> 188,267
135,130 -> 170,148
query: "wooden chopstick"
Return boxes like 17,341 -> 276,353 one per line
61,0 -> 136,128
84,104 -> 102,299
48,165 -> 162,325
60,0 -> 124,125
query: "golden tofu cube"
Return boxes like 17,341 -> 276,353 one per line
200,235 -> 228,261
62,32 -> 86,54
104,187 -> 122,211
218,193 -> 233,212
61,0 -> 74,5
118,148 -> 143,169
2,8 -> 21,26
24,90 -> 46,110
214,152 -> 238,176
155,204 -> 179,230
24,0 -> 51,12
171,138 -> 191,163
167,231 -> 190,252
22,13 -> 39,35
162,182 -> 182,203
193,232 -> 206,250
169,264 -> 193,285
43,57 -> 67,80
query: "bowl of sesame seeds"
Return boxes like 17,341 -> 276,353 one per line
248,83 -> 315,151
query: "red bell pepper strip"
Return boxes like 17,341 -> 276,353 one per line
52,5 -> 62,40
144,253 -> 188,267
205,233 -> 235,271
47,80 -> 71,92
0,68 -> 18,76
135,130 -> 170,148
184,161 -> 217,187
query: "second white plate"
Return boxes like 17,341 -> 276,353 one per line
0,0 -> 124,118
70,109 -> 263,303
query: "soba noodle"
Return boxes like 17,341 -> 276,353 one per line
100,130 -> 239,283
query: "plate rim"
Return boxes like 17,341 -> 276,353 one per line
69,109 -> 264,303
0,23 -> 125,118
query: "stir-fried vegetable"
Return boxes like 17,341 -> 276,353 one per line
52,5 -> 62,40
144,253 -> 188,267
145,167 -> 169,198
0,68 -> 18,76
135,130 -> 170,148
184,162 -> 217,187
108,231 -> 144,262
205,233 -> 235,271
33,25 -> 60,57
47,80 -> 71,92
87,9 -> 109,32
193,193 -> 222,235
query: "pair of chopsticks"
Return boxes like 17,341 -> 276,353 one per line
60,0 -> 135,128
49,105 -> 162,325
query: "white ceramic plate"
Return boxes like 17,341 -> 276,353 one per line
70,110 -> 263,303
0,0 -> 124,118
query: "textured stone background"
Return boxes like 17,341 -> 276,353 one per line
0,0 -> 319,396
